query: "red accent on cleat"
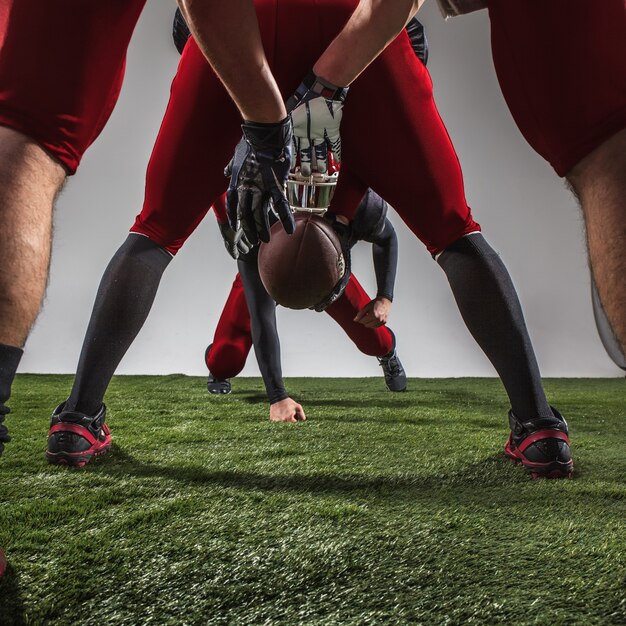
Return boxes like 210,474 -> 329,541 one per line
48,422 -> 98,445
516,429 -> 570,454
504,431 -> 573,479
46,421 -> 111,467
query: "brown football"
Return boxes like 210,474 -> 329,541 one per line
258,213 -> 345,309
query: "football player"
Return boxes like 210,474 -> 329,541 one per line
205,190 -> 406,421
434,0 -> 626,370
48,0 -> 571,479
0,0 -> 144,457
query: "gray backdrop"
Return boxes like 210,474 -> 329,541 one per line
20,2 -> 622,378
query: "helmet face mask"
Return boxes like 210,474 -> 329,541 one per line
287,169 -> 338,215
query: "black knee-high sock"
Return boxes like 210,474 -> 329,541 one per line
0,344 -> 23,454
437,233 -> 552,420
65,235 -> 172,415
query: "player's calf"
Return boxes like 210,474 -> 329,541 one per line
567,128 -> 626,366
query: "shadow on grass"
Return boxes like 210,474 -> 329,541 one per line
309,412 -> 507,429
297,398 -> 422,409
238,393 -> 272,404
0,564 -> 26,626
95,446 -> 520,502
236,387 -> 500,406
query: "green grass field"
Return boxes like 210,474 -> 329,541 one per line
1,375 -> 624,625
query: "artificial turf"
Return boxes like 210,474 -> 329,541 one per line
0,375 -> 624,625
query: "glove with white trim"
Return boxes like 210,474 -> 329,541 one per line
286,72 -> 348,176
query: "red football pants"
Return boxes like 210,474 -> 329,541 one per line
488,0 -> 626,176
0,0 -> 146,173
131,0 -> 478,256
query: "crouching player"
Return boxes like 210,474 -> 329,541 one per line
205,191 -> 407,417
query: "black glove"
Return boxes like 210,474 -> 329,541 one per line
0,407 -> 11,456
225,117 -> 295,245
218,222 -> 253,260
311,213 -> 353,312
287,71 -> 348,176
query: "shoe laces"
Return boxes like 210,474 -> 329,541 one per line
379,351 -> 401,377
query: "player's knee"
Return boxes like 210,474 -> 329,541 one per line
436,232 -> 493,266
0,125 -> 66,185
0,124 -> 39,154
114,234 -> 172,272
423,209 -> 480,257
127,222 -> 182,257
567,127 -> 626,192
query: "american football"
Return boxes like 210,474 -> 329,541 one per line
258,213 -> 345,309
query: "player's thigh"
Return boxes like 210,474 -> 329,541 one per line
0,0 -> 146,173
341,34 -> 477,255
132,41 -> 243,254
488,0 -> 626,177
0,126 -> 66,191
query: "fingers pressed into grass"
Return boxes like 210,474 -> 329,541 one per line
269,397 -> 307,422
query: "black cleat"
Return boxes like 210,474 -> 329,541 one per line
504,407 -> 573,479
377,349 -> 407,392
205,343 -> 232,395
207,373 -> 231,395
46,402 -> 111,467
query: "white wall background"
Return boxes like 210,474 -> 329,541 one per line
20,2 -> 622,378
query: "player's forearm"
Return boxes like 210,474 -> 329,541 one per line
372,219 -> 398,301
313,0 -> 424,86
177,0 -> 286,122
237,258 -> 288,405
255,333 -> 289,406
